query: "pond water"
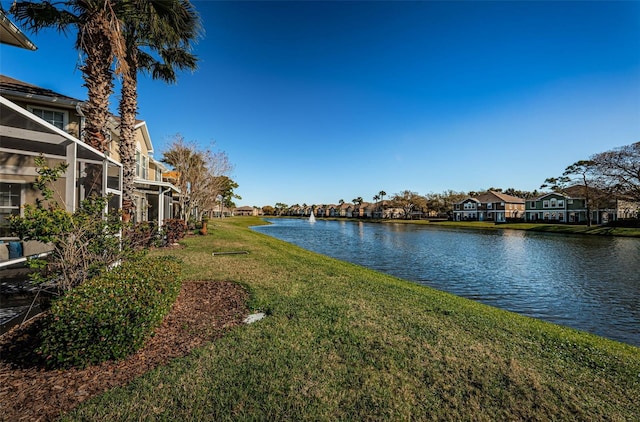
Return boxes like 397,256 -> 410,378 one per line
253,218 -> 640,347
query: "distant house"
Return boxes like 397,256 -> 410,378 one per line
453,191 -> 525,222
325,204 -> 339,217
212,206 -> 233,218
339,203 -> 354,218
526,186 -> 639,224
525,192 -> 585,223
234,206 -> 262,216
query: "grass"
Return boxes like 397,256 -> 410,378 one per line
65,217 -> 640,421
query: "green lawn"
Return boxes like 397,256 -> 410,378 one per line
65,217 -> 640,421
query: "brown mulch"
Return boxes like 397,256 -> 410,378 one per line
0,281 -> 249,422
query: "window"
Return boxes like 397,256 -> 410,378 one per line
568,199 -> 573,205
529,201 -> 536,208
29,107 -> 67,130
550,198 -> 557,207
134,142 -> 149,180
543,200 -> 549,208
135,150 -> 141,177
558,200 -> 564,207
142,155 -> 148,180
0,183 -> 21,234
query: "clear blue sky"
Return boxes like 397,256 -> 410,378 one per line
2,1 -> 639,207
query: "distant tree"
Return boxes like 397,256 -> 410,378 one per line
424,192 -> 445,215
274,202 -> 288,216
161,134 -> 232,221
378,190 -> 387,216
425,190 -> 467,218
390,190 -> 427,219
352,197 -> 363,205
214,176 -> 240,216
541,160 -> 597,226
503,187 -> 538,199
590,142 -> 640,202
338,199 -> 345,205
262,205 -> 275,216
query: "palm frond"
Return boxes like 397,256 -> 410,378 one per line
10,1 -> 78,34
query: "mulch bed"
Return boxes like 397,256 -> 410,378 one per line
0,281 -> 249,422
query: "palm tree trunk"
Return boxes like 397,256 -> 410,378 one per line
80,12 -> 115,153
119,40 -> 139,222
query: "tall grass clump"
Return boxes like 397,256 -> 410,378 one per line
37,256 -> 182,368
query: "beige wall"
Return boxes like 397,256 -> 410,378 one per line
0,153 -> 68,216
5,97 -> 82,138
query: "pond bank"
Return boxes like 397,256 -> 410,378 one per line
44,217 -> 640,420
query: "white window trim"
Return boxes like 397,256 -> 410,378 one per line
27,105 -> 69,132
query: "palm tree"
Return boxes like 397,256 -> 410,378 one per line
118,0 -> 201,220
373,194 -> 380,217
11,0 -> 127,152
378,190 -> 387,218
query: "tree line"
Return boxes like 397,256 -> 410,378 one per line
265,142 -> 639,220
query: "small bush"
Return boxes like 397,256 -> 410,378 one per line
162,219 -> 188,244
37,256 -> 182,369
124,221 -> 161,249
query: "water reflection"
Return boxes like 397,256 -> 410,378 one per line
253,218 -> 640,346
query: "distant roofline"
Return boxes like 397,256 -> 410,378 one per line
0,74 -> 83,106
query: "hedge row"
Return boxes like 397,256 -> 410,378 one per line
37,256 -> 182,368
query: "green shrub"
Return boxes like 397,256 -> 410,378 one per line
37,256 -> 182,369
9,156 -> 125,292
162,218 -> 187,244
124,221 -> 161,250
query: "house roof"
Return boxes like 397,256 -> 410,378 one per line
457,191 -> 525,205
0,10 -> 36,51
533,192 -> 571,201
0,74 -> 82,106
476,191 -> 525,204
